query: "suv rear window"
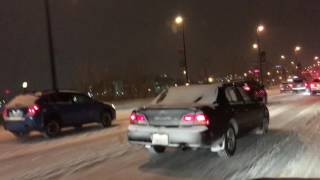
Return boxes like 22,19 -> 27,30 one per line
293,79 -> 303,83
6,94 -> 39,108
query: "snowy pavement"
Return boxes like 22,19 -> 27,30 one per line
1,90 -> 320,179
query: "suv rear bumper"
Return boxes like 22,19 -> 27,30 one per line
128,125 -> 219,148
3,118 -> 39,133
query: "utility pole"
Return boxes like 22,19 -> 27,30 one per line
44,0 -> 58,91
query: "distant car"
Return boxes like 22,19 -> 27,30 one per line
234,80 -> 268,104
292,78 -> 309,93
128,83 -> 269,157
280,82 -> 293,93
309,79 -> 320,95
2,91 -> 116,138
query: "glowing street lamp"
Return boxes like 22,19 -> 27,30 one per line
175,16 -> 183,24
22,81 -> 28,89
257,25 -> 264,33
281,55 -> 285,59
294,46 -> 301,52
208,77 -> 214,83
314,56 -> 319,61
252,43 -> 258,49
267,72 -> 271,76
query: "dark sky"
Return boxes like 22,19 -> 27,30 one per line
1,0 -> 320,95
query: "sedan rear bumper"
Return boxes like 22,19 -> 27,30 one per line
128,125 -> 217,148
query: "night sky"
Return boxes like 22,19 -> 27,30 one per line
1,0 -> 320,95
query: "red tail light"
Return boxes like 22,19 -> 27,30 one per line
130,112 -> 147,125
305,83 -> 308,87
2,108 -> 8,119
27,104 -> 40,116
181,113 -> 210,126
289,84 -> 293,88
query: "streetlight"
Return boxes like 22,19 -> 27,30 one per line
267,72 -> 271,76
281,55 -> 285,59
175,15 -> 190,84
294,46 -> 301,52
314,56 -> 319,61
256,24 -> 265,85
294,45 -> 301,75
208,77 -> 214,83
22,81 -> 28,89
44,0 -> 58,91
252,43 -> 258,49
22,81 -> 28,93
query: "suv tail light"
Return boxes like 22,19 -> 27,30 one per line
27,104 -> 40,117
181,113 -> 210,126
130,112 -> 147,125
305,83 -> 308,87
2,108 -> 8,119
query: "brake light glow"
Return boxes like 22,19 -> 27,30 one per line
289,84 -> 293,88
27,105 -> 40,116
305,83 -> 308,87
182,113 -> 210,126
243,85 -> 251,91
130,112 -> 147,124
2,108 -> 7,119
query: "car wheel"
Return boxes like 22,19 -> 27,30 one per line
148,145 -> 166,154
255,116 -> 269,135
217,126 -> 236,158
100,112 -> 112,128
43,120 -> 61,138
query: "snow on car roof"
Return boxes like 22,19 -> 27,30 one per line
5,94 -> 40,108
153,83 -> 222,105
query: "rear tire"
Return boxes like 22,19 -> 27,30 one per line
100,112 -> 112,128
148,146 -> 166,154
255,116 -> 269,135
217,126 -> 236,158
43,120 -> 61,138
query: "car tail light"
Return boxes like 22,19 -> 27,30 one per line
311,83 -> 315,88
289,84 -> 293,88
181,113 -> 210,126
130,112 -> 147,125
27,104 -> 40,117
305,83 -> 308,87
2,108 -> 8,119
243,84 -> 251,91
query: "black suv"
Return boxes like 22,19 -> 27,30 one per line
3,90 -> 116,138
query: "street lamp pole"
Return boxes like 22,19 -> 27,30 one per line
256,34 -> 263,85
256,25 -> 264,85
181,22 -> 190,84
175,16 -> 190,84
44,0 -> 58,91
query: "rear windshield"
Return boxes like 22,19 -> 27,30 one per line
293,79 -> 303,83
5,94 -> 39,108
153,84 -> 220,105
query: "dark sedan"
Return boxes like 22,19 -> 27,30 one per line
128,83 -> 269,157
2,90 -> 116,138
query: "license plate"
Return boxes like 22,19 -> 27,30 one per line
152,134 -> 169,145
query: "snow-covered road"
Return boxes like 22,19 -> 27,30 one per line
1,91 -> 320,179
